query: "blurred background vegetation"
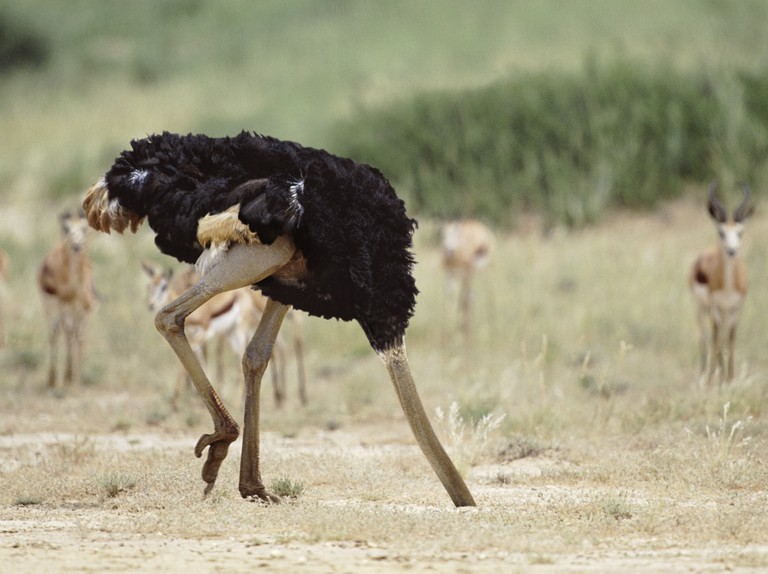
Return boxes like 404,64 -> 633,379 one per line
3,0 -> 768,229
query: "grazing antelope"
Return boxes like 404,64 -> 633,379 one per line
441,219 -> 493,337
0,249 -> 8,347
142,262 -> 306,407
38,211 -> 97,387
690,182 -> 754,384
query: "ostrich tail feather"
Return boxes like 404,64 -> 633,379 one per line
82,177 -> 144,234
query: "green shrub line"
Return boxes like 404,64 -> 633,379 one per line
0,9 -> 49,73
333,61 -> 768,227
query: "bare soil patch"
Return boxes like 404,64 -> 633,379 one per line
2,425 -> 768,573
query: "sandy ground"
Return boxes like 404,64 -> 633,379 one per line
5,524 -> 766,574
2,429 -> 767,573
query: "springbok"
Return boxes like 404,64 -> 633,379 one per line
38,210 -> 97,387
0,249 -> 8,347
689,182 -> 754,384
142,262 -> 306,407
440,219 -> 493,337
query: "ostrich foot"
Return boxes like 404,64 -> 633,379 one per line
194,424 -> 239,495
239,482 -> 281,504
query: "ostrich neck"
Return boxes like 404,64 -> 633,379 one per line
380,342 -> 476,507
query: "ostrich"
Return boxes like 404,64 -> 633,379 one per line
83,131 -> 475,507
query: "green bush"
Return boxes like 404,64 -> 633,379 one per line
333,62 -> 766,227
0,10 -> 49,72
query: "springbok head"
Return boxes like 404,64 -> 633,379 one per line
141,261 -> 173,312
59,210 -> 90,253
707,181 -> 754,259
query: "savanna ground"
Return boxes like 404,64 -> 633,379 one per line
1,196 -> 768,573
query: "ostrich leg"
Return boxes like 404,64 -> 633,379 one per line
155,281 -> 239,493
154,240 -> 295,494
239,297 -> 290,502
381,343 -> 476,507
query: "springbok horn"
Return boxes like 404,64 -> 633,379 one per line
734,183 -> 753,223
707,180 -> 727,223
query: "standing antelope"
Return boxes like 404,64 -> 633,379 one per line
690,182 -> 754,384
441,219 -> 493,337
142,262 -> 306,407
38,211 -> 97,387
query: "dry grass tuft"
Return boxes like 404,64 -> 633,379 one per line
435,401 -> 506,471
100,471 -> 138,498
270,477 -> 305,499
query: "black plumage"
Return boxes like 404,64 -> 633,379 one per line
103,131 -> 418,351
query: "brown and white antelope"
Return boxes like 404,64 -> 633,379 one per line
38,210 -> 97,387
440,219 -> 493,337
689,182 -> 754,384
142,262 -> 306,407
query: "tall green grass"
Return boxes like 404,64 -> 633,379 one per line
333,61 -> 768,227
2,1 -> 768,229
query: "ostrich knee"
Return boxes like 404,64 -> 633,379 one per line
154,306 -> 185,338
242,339 -> 272,383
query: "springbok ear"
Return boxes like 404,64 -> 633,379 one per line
735,203 -> 755,222
707,181 -> 727,223
734,183 -> 755,222
58,211 -> 72,232
141,260 -> 159,277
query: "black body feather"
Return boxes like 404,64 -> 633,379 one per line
104,131 -> 418,351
